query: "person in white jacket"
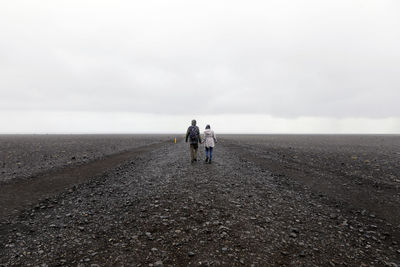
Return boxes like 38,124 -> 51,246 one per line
203,125 -> 217,164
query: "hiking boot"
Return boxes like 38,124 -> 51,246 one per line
205,157 -> 209,163
208,159 -> 212,164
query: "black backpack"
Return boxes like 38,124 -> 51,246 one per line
189,126 -> 199,141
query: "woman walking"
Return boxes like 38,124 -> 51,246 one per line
203,125 -> 217,164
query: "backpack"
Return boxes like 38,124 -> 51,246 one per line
189,126 -> 198,141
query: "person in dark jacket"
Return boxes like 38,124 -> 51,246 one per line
185,119 -> 202,163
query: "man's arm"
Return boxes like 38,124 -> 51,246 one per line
185,127 -> 190,142
197,127 -> 202,144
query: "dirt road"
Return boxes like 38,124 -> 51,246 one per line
1,137 -> 399,266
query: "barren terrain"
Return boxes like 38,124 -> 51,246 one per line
0,134 -> 399,266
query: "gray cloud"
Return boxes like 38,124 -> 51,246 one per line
0,0 -> 399,119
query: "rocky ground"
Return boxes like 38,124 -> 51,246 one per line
0,134 -> 170,183
0,135 -> 399,266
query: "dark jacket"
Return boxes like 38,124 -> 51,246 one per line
186,125 -> 201,144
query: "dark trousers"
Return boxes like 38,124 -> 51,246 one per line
190,144 -> 199,161
205,147 -> 213,159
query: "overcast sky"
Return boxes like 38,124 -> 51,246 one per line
1,0 -> 399,133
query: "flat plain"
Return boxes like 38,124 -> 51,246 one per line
0,134 -> 170,183
0,134 -> 399,266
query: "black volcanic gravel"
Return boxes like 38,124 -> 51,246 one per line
0,134 -> 171,183
222,135 -> 400,227
0,135 -> 399,266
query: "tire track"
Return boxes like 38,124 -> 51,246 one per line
0,141 -> 168,219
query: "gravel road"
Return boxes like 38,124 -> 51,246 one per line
0,135 -> 170,183
0,135 -> 399,266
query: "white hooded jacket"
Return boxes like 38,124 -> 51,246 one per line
203,129 -> 217,148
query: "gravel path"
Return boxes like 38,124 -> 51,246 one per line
0,138 -> 399,266
0,135 -> 170,183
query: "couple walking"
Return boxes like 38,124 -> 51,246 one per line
185,119 -> 217,164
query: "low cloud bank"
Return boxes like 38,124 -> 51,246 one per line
1,111 -> 399,134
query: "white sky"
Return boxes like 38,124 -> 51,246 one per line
1,0 -> 399,133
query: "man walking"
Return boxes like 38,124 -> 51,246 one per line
185,119 -> 202,163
